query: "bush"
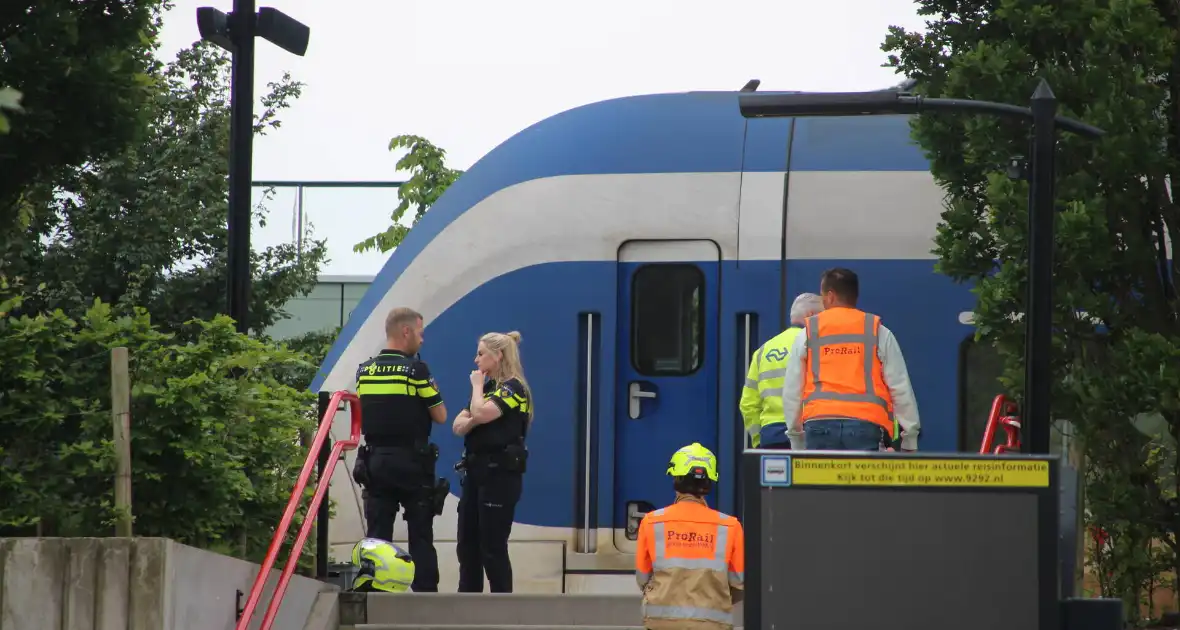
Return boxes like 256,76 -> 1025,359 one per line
0,293 -> 322,569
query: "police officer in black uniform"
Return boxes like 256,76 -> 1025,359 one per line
353,307 -> 449,592
452,331 -> 532,593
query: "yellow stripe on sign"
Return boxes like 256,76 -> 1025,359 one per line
791,458 -> 1050,488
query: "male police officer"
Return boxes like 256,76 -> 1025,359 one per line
354,307 -> 448,592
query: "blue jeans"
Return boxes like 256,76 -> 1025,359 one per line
804,419 -> 884,451
759,422 -> 791,449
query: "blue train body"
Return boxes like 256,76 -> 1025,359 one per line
313,90 -> 986,586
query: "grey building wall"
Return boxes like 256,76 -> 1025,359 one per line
266,275 -> 374,340
0,537 -> 337,630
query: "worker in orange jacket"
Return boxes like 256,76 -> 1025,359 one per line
635,443 -> 744,630
780,267 -> 921,451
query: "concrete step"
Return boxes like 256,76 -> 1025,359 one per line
346,626 -> 643,630
361,593 -> 642,626
344,627 -> 741,630
329,540 -> 568,593
346,592 -> 744,627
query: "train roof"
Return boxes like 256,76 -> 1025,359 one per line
311,90 -> 932,390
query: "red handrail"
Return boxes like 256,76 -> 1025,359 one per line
979,394 -> 1022,454
235,390 -> 362,630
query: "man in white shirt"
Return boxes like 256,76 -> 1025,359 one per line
779,268 -> 921,451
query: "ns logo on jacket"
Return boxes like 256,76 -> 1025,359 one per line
763,347 -> 790,362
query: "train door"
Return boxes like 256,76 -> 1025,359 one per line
613,240 -> 720,553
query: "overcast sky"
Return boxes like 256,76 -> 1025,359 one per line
157,0 -> 927,276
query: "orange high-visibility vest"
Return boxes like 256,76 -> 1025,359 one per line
635,499 -> 745,629
801,307 -> 895,436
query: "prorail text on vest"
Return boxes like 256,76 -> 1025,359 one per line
821,346 -> 862,356
665,530 -> 716,545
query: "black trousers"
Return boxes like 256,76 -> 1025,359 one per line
364,449 -> 439,592
456,468 -> 522,593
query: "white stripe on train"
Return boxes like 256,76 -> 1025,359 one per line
322,170 -> 947,393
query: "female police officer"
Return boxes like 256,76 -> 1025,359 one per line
451,331 -> 533,593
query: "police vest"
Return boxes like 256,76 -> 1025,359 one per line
801,307 -> 895,435
356,350 -> 435,446
465,378 -> 530,454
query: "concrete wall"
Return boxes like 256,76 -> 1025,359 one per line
0,538 -> 337,630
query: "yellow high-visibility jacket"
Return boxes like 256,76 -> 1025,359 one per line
739,327 -> 802,447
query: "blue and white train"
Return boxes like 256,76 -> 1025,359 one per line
314,89 -> 994,592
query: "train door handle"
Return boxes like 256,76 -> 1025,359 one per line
625,500 -> 655,540
628,382 -> 657,419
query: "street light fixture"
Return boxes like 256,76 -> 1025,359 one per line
738,81 -> 1105,455
198,1 -> 310,335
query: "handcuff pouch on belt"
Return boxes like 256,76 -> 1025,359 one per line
417,443 -> 448,516
352,444 -> 372,488
429,477 -> 450,516
501,443 -> 528,473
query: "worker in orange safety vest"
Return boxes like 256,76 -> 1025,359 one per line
779,267 -> 922,451
635,443 -> 745,630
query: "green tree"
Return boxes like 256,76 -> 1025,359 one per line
4,40 -> 326,337
267,326 -> 341,390
0,0 -> 165,229
0,86 -> 20,134
0,296 -> 322,568
883,0 -> 1179,619
0,9 -> 331,571
354,134 -> 463,254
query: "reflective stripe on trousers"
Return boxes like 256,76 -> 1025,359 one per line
644,604 -> 734,625
803,312 -> 893,417
639,509 -> 741,625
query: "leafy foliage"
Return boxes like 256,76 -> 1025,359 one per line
0,295 -> 321,567
0,86 -> 20,134
354,134 -> 463,254
0,0 -> 165,229
883,0 -> 1179,619
266,326 -> 341,391
3,40 -> 326,337
0,9 -> 331,573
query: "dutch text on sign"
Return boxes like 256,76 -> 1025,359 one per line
791,458 -> 1050,488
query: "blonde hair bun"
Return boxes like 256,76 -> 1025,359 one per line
506,331 -> 522,344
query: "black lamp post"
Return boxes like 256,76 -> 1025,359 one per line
197,2 -> 310,334
738,81 -> 1104,454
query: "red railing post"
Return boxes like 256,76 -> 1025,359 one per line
995,413 -> 1023,454
979,395 -> 1006,454
234,390 -> 363,630
979,394 -> 1022,455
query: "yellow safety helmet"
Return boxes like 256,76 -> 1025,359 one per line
351,538 -> 415,593
666,442 -> 719,482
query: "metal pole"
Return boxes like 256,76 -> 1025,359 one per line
296,184 -> 304,264
1026,79 -> 1057,454
315,391 -> 332,580
226,0 -> 257,334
